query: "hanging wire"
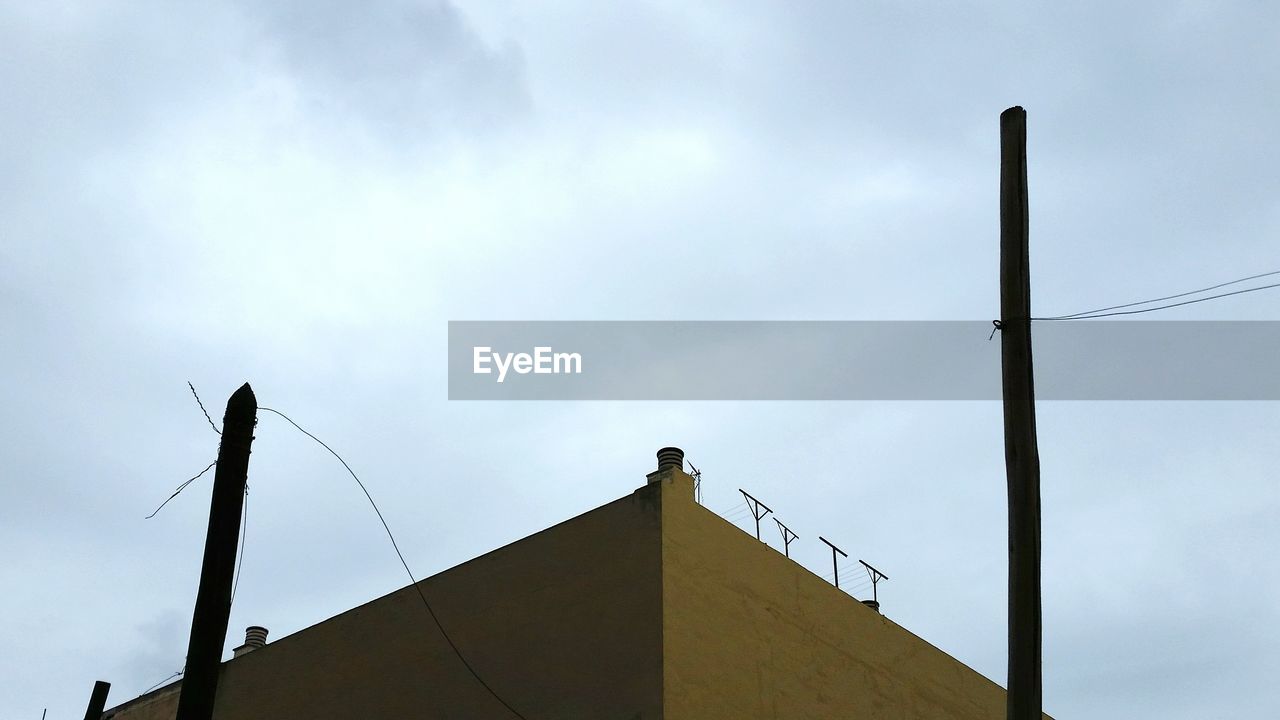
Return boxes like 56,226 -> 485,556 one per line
229,486 -> 248,608
1034,271 -> 1280,321
257,406 -> 529,720
141,669 -> 183,695
145,461 -> 216,519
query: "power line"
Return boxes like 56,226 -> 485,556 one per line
1035,273 -> 1280,321
1035,281 -> 1280,320
145,461 -> 216,519
229,487 -> 248,608
257,407 -> 529,720
141,669 -> 183,695
1039,269 -> 1280,319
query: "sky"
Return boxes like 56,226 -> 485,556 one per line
2,1 -> 1278,717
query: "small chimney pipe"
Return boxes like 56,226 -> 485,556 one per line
245,626 -> 268,648
656,447 -> 684,471
233,626 -> 269,658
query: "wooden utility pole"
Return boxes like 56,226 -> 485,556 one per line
1000,106 -> 1042,720
175,383 -> 257,720
82,680 -> 110,720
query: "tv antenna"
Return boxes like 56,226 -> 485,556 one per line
859,559 -> 889,607
687,460 -> 703,505
819,536 -> 849,588
738,489 -> 773,541
774,518 -> 798,558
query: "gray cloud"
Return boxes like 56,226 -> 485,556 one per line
239,0 -> 529,143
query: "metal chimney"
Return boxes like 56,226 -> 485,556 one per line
232,626 -> 268,658
244,626 -> 268,647
656,447 -> 684,471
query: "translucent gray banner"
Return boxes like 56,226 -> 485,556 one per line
447,321 -> 1280,400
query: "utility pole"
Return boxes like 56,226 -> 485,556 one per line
175,383 -> 257,720
1000,106 -> 1042,720
82,680 -> 110,720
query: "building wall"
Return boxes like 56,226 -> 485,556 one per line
102,686 -> 179,720
655,468 -> 1051,720
107,487 -> 664,720
108,465 -> 1049,720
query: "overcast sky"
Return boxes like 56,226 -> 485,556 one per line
3,2 -> 1279,718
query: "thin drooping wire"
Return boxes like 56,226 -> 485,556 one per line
141,670 -> 183,695
229,487 -> 248,607
821,564 -> 868,582
1035,274 -> 1280,321
1035,281 -> 1280,320
145,461 -> 216,519
188,381 -> 221,435
257,406 -> 529,720
1039,269 -> 1280,319
830,575 -> 872,589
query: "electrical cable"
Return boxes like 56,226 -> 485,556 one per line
229,487 -> 247,608
141,670 -> 183,695
145,461 -> 216,519
257,407 -> 529,720
1035,276 -> 1280,321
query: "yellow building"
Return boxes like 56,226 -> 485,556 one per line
104,448 -> 1051,719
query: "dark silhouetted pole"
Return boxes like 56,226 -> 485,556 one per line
175,383 -> 256,720
83,680 -> 110,720
1000,106 -> 1042,720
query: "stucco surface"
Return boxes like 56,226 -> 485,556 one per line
106,470 -> 1050,720
657,468 -> 1051,719
106,488 -> 663,720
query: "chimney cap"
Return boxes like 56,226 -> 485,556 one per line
233,626 -> 269,658
656,447 -> 684,471
244,626 -> 268,647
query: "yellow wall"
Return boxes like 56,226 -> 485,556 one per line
655,467 -> 1051,720
107,468 -> 1049,720
106,487 -> 663,720
102,686 -> 178,720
